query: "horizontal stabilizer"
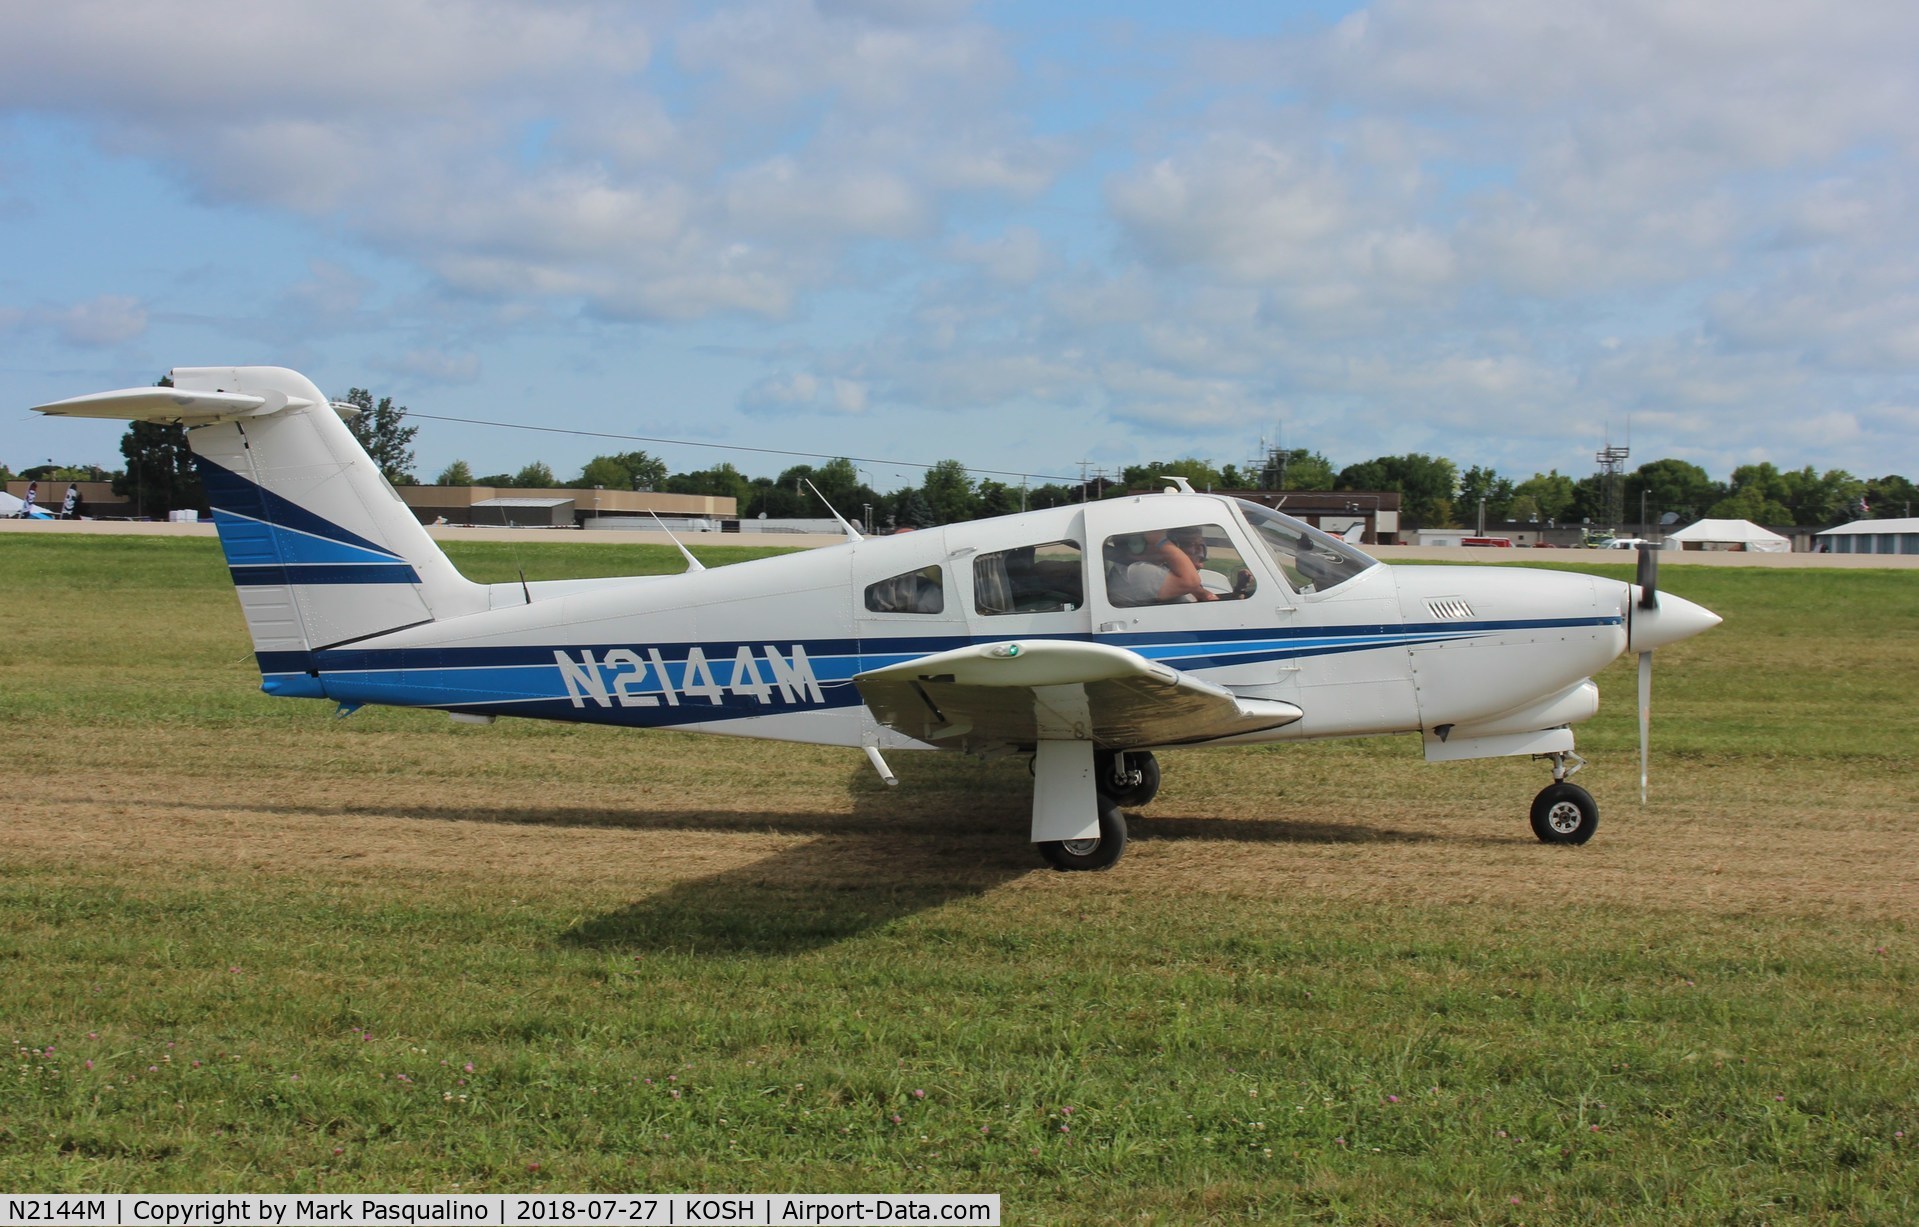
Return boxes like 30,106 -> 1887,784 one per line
31,386 -> 313,424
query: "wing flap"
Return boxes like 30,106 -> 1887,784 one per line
855,639 -> 1301,753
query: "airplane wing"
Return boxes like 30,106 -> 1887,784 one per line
854,639 -> 1302,754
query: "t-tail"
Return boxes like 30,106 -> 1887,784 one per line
32,367 -> 488,690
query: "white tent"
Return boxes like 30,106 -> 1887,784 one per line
1666,518 -> 1790,552
0,491 -> 53,518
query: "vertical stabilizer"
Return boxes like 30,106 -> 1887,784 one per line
34,367 -> 488,673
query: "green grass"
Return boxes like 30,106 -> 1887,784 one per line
1,535 -> 1915,1222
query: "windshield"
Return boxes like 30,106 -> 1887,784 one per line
1233,499 -> 1378,595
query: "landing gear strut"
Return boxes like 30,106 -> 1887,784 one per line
1031,742 -> 1138,872
1531,751 -> 1598,844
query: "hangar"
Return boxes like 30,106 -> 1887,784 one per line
1816,517 -> 1919,556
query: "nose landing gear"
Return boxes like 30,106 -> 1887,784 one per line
1531,751 -> 1598,844
1100,749 -> 1161,809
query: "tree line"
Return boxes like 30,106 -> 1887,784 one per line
27,385 -> 1915,529
418,442 -> 1919,533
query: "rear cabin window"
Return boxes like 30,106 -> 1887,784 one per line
864,565 -> 945,614
973,541 -> 1084,615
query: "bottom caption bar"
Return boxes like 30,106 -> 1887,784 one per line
1,1195 -> 1000,1227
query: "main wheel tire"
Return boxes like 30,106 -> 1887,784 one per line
1530,782 -> 1599,845
1038,801 -> 1129,871
1103,751 -> 1162,809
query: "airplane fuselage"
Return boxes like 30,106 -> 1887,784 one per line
256,494 -> 1635,758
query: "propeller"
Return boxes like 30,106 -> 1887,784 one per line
1622,548 -> 1721,805
1635,546 -> 1658,804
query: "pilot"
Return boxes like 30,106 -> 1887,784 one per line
1109,526 -> 1218,606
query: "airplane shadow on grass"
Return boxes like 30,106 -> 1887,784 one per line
176,756 -> 1486,957
547,756 -> 1478,957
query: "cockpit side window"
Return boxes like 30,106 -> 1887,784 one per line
1102,523 -> 1255,606
864,565 -> 945,614
1234,500 -> 1377,594
973,541 -> 1083,615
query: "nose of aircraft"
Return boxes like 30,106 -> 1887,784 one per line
1627,589 -> 1722,653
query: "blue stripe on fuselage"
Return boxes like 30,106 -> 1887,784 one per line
251,615 -> 1622,727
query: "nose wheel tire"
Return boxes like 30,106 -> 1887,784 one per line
1038,800 -> 1129,871
1530,782 -> 1599,845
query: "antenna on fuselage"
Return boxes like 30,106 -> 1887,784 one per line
648,512 -> 707,573
804,478 -> 865,542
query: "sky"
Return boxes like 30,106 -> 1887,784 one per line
3,0 -> 1917,493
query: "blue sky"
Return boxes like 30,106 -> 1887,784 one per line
4,0 -> 1916,491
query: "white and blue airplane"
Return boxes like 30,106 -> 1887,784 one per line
34,366 -> 1720,870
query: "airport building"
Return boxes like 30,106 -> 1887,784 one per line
1815,518 -> 1919,555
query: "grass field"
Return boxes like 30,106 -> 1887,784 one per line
1,534 -> 1914,1223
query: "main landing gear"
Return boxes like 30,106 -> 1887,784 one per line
1033,749 -> 1160,872
1530,751 -> 1598,845
1038,799 -> 1128,871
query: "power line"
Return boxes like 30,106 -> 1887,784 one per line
408,411 -> 1082,485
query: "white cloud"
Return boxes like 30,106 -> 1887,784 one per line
724,158 -> 931,241
44,295 -> 149,347
741,369 -> 870,416
0,2 -> 652,119
677,0 -> 1012,118
949,227 -> 1051,285
277,261 -> 377,330
1108,135 -> 1356,283
378,349 -> 482,385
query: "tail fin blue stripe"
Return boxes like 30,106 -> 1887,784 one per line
231,563 -> 422,586
211,509 -> 410,567
195,454 -> 404,559
195,451 -> 421,589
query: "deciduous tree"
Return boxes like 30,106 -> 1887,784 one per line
1512,470 -> 1576,523
114,420 -> 203,519
921,459 -> 976,525
341,388 -> 418,485
1337,453 -> 1457,527
512,461 -> 556,489
577,450 -> 668,491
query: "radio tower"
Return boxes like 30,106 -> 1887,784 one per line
1595,435 -> 1630,534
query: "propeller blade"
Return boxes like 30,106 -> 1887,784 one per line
1637,649 -> 1653,804
1636,545 -> 1659,609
